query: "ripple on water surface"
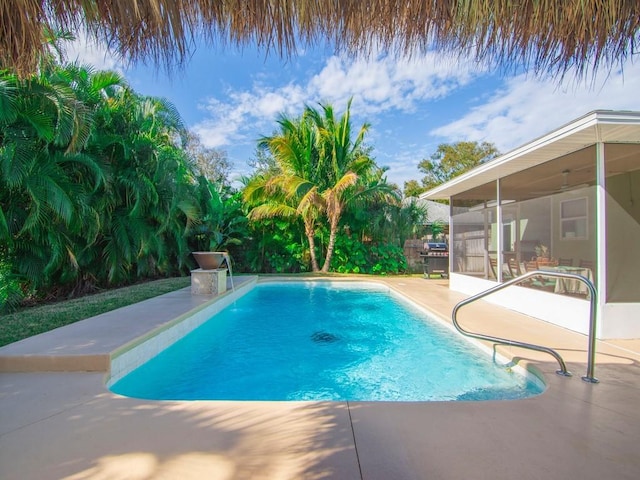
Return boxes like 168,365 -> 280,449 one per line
110,282 -> 544,401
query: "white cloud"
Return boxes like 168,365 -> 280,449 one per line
192,51 -> 483,150
308,53 -> 481,115
62,31 -> 124,72
430,61 -> 640,153
194,83 -> 308,148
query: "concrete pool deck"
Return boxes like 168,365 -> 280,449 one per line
1,275 -> 639,479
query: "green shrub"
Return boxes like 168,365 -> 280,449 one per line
240,219 -> 310,273
331,234 -> 407,274
0,258 -> 24,313
332,234 -> 369,274
369,244 -> 407,274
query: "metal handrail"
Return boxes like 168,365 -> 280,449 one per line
451,270 -> 599,383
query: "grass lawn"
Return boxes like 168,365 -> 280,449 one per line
0,277 -> 190,347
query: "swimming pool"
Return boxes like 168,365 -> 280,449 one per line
110,281 -> 544,401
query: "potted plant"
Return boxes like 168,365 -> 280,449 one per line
190,178 -> 248,270
191,251 -> 228,270
534,243 -> 549,263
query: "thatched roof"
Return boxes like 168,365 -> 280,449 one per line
3,1 -> 639,78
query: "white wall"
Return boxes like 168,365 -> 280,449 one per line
450,272 -> 640,339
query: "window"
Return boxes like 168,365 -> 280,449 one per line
560,197 -> 587,240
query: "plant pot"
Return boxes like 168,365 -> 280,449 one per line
192,251 -> 227,270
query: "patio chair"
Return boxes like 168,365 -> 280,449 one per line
578,259 -> 596,279
558,257 -> 573,266
508,258 -> 523,277
488,257 -> 498,279
489,257 -> 512,281
524,260 -> 556,291
579,259 -> 594,270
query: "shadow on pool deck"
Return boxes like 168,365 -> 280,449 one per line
1,275 -> 640,479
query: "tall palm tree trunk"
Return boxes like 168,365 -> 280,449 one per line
321,216 -> 340,273
303,219 -> 320,272
307,232 -> 321,272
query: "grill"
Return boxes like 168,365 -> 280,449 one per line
420,242 -> 449,277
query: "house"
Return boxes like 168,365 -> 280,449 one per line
420,110 -> 640,339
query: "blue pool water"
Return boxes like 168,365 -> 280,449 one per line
110,282 -> 544,401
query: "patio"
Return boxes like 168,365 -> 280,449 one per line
421,110 -> 640,339
1,276 -> 640,479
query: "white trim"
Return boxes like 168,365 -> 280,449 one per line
421,110 -> 640,200
559,196 -> 588,240
496,179 -> 503,282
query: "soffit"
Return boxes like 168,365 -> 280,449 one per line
421,111 -> 640,200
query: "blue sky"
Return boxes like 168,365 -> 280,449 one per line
66,34 -> 640,188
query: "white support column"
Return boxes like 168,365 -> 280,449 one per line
496,179 -> 503,282
483,205 -> 489,279
448,202 -> 453,275
595,141 -> 607,336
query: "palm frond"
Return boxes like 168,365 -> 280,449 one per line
248,203 -> 297,221
0,75 -> 18,123
0,206 -> 10,244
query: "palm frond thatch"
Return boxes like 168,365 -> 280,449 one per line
2,1 -> 638,78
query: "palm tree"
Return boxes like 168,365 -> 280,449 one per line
0,64 -> 108,292
88,89 -> 192,283
307,100 -> 398,272
244,114 -> 323,272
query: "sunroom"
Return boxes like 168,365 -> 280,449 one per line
421,110 -> 640,339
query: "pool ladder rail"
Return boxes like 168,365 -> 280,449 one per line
451,270 -> 599,383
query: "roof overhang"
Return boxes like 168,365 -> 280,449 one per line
420,110 -> 640,200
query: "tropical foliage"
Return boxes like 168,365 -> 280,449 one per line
244,100 -> 401,273
2,51 -> 435,311
405,141 -> 500,195
0,59 -> 240,310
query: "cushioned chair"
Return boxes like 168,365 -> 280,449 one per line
558,257 -> 573,266
524,260 -> 556,291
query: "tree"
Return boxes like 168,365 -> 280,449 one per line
403,179 -> 426,198
247,143 -> 279,176
0,63 -> 115,294
191,177 -> 247,253
185,132 -> 232,185
306,100 -> 398,272
1,57 -> 208,302
417,141 -> 500,190
88,90 -> 196,284
245,100 -> 397,273
244,114 -> 323,272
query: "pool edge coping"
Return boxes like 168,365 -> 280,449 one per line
108,276 -> 547,400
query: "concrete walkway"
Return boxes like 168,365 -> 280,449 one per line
1,275 -> 639,479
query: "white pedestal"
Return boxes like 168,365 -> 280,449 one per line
190,268 -> 228,295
